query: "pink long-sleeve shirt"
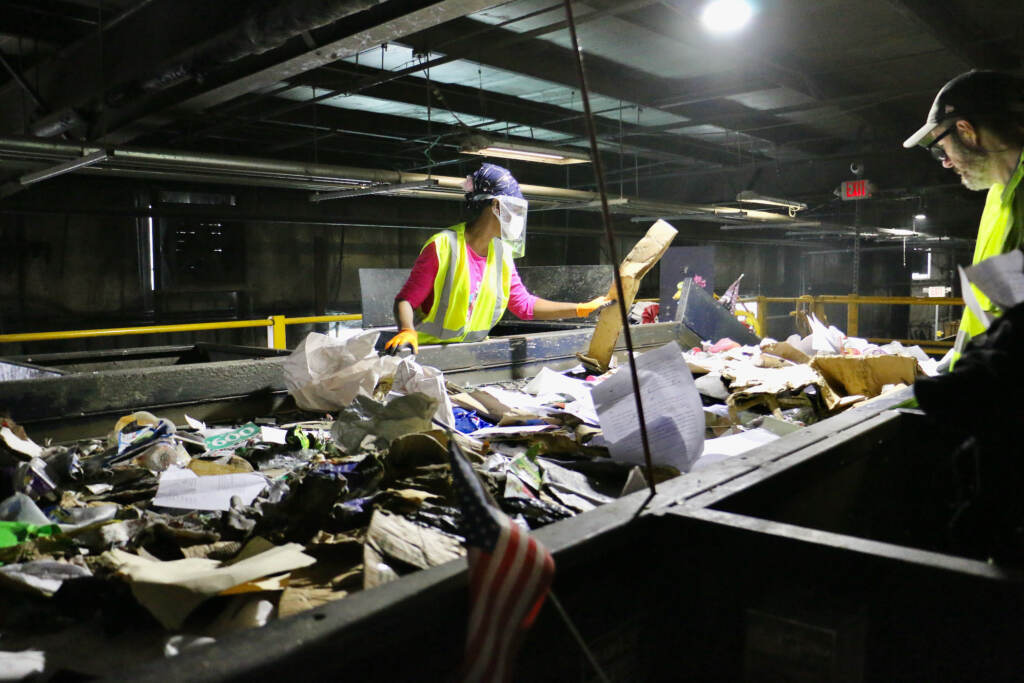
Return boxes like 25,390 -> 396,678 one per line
396,240 -> 537,320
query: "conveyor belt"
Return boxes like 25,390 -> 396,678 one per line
0,323 -> 696,441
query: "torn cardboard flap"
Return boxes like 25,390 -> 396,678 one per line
102,537 -> 315,629
725,363 -> 821,398
580,219 -> 678,373
811,355 -> 920,410
363,510 -> 464,590
760,341 -> 811,365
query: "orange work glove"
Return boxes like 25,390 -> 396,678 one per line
576,295 -> 615,318
384,328 -> 419,355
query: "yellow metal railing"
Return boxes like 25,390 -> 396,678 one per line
0,314 -> 362,351
740,295 -> 963,352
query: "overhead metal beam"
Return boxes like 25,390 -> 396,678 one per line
0,0 -> 246,135
0,2 -> 97,45
97,0 -> 512,145
402,17 -> 832,155
288,63 -> 762,167
883,0 -> 1021,70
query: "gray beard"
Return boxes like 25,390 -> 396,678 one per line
952,141 -> 1000,191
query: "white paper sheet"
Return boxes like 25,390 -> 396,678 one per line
0,650 -> 45,680
690,428 -> 780,470
523,368 -> 600,423
0,427 -> 41,459
525,367 -> 591,403
959,264 -> 995,329
808,313 -> 843,353
591,341 -> 705,472
152,468 -> 268,511
964,249 -> 1024,311
701,428 -> 779,458
184,414 -> 207,431
259,426 -> 288,445
557,396 -> 600,425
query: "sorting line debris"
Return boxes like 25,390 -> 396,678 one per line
0,322 -> 936,677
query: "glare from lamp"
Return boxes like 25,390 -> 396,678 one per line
914,213 -> 926,220
701,0 -> 754,35
459,136 -> 590,165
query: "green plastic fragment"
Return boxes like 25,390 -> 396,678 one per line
0,521 -> 62,549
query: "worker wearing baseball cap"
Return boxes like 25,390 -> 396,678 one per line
904,70 -> 1024,366
385,163 -> 612,353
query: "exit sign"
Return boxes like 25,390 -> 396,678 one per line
840,179 -> 874,200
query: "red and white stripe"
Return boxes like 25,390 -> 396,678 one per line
461,520 -> 556,683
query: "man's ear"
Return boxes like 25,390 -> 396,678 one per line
956,118 -> 979,146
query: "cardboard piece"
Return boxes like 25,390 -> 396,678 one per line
362,510 -> 463,589
103,537 -> 315,629
811,355 -> 920,410
760,341 -> 811,365
579,220 -> 678,372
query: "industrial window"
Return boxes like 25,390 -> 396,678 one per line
158,218 -> 245,289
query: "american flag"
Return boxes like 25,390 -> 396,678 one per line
448,437 -> 556,683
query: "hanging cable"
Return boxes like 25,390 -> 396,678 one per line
562,0 -> 657,499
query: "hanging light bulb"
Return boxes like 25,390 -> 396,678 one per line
701,0 -> 755,35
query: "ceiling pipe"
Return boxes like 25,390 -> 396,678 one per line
0,136 -> 803,225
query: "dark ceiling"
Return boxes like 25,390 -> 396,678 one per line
0,0 -> 1021,246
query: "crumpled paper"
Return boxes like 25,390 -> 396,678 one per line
284,333 -> 454,425
284,331 -> 400,410
392,357 -> 455,428
331,393 -> 438,453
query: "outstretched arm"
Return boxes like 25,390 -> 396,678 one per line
531,295 -> 613,320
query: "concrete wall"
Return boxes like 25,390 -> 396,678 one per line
0,175 -> 961,355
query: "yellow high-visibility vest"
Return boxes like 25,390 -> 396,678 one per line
415,223 -> 512,345
953,151 -> 1024,365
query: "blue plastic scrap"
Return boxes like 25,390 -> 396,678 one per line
452,407 -> 493,434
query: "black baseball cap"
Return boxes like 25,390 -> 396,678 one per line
903,70 -> 1024,149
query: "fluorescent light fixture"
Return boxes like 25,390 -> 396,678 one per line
701,0 -> 754,34
310,179 -> 439,202
736,190 -> 807,215
459,136 -> 590,165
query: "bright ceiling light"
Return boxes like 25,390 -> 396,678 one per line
914,213 -> 926,220
701,0 -> 754,35
459,136 -> 590,165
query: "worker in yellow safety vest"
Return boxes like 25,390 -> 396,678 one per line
903,70 -> 1024,368
385,163 -> 613,354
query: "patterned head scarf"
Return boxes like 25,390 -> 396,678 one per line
463,163 -> 522,212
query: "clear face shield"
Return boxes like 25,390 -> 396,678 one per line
492,195 -> 528,258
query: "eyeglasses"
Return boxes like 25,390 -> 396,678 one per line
925,126 -> 955,162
